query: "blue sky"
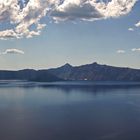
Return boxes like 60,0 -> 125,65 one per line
0,0 -> 140,70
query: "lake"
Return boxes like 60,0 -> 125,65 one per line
0,81 -> 140,140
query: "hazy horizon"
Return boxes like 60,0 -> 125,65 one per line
1,61 -> 140,71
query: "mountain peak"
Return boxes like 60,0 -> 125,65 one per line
92,62 -> 98,65
63,63 -> 73,67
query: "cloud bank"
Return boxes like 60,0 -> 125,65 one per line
1,49 -> 24,55
0,0 -> 137,39
116,48 -> 140,54
132,48 -> 140,52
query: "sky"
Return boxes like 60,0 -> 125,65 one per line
0,0 -> 140,70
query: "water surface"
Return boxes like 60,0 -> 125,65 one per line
0,81 -> 140,140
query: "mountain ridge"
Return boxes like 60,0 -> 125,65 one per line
0,62 -> 140,82
48,62 -> 140,81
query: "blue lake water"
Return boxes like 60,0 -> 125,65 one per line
0,81 -> 140,140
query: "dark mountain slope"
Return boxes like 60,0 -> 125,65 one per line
48,62 -> 140,81
0,69 -> 62,82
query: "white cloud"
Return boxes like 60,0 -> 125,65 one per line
0,0 -> 137,39
117,50 -> 126,54
51,0 -> 137,22
0,0 -> 55,39
130,20 -> 140,31
128,28 -> 134,31
131,48 -> 140,52
1,49 -> 25,55
135,21 -> 140,27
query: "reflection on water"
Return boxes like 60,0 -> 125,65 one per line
0,81 -> 140,140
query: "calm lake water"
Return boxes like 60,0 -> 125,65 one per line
0,81 -> 140,140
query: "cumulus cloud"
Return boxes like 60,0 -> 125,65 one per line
0,0 -> 137,39
117,50 -> 126,53
1,49 -> 24,55
0,0 -> 55,39
51,0 -> 137,22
